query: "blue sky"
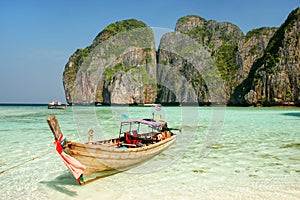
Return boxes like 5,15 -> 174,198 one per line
0,0 -> 299,103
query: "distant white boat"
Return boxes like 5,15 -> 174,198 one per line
47,101 -> 67,109
143,103 -> 162,107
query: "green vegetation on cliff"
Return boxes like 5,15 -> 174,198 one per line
177,15 -> 206,24
93,19 -> 148,45
214,43 -> 239,87
245,27 -> 277,42
176,15 -> 243,47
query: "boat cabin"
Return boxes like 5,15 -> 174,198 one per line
118,119 -> 172,148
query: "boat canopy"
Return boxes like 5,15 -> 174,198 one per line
119,119 -> 168,139
125,119 -> 166,127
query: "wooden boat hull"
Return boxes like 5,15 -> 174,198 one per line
65,135 -> 176,183
46,115 -> 177,184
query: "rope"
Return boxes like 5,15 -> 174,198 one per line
0,151 -> 32,166
0,150 -> 52,174
0,145 -> 53,166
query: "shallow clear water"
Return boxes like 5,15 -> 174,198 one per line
0,106 -> 299,200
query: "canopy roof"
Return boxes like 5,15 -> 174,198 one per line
125,119 -> 166,127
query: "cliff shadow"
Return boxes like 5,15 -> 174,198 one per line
228,56 -> 265,106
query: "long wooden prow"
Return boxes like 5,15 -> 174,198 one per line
46,115 -> 63,141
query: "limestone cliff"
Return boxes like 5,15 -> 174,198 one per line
157,32 -> 226,105
173,15 -> 244,102
158,15 -> 277,104
229,7 -> 300,106
63,19 -> 156,105
157,8 -> 299,106
62,8 -> 300,106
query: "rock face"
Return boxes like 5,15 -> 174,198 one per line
158,8 -> 299,106
157,32 -> 226,105
63,8 -> 300,106
238,27 -> 277,79
158,15 -> 244,104
63,19 -> 157,105
159,15 -> 276,103
229,8 -> 300,106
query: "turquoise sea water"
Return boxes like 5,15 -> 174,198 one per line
0,105 -> 300,200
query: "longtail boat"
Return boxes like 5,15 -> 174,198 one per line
46,115 -> 177,184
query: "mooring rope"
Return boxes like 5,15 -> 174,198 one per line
0,150 -> 52,174
0,144 -> 53,166
1,151 -> 32,166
